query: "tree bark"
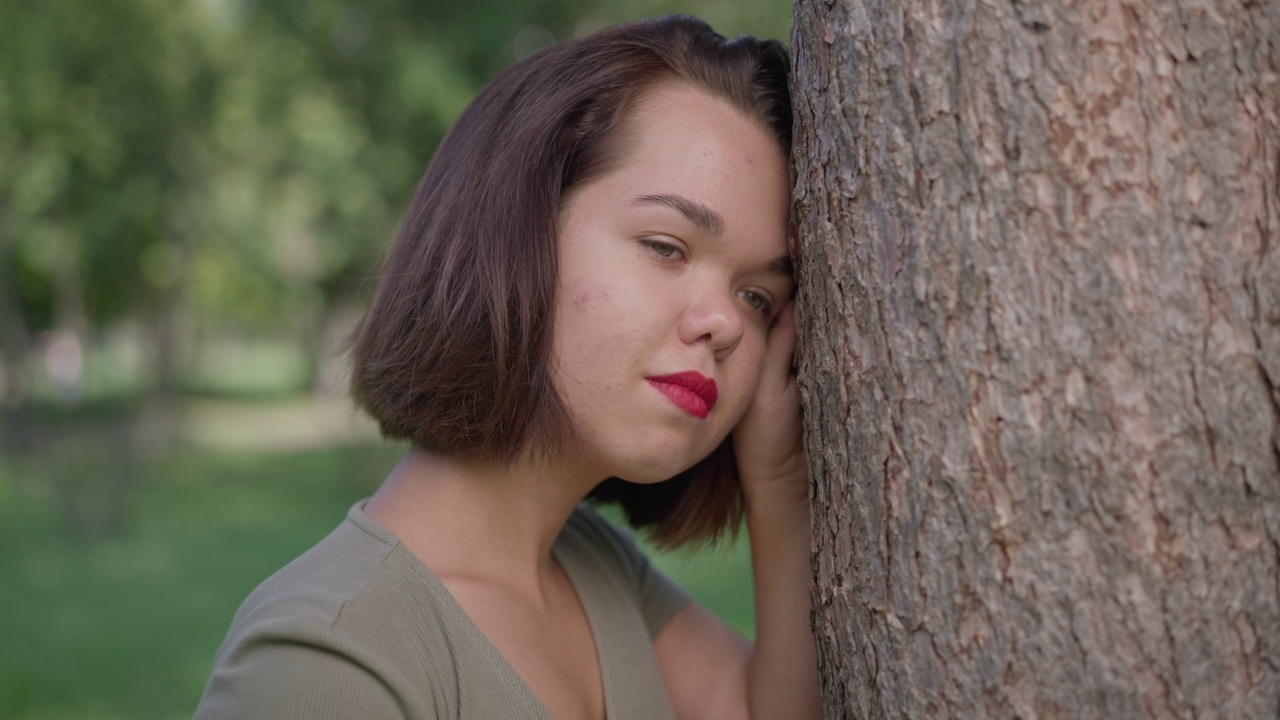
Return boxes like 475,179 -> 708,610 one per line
791,0 -> 1280,717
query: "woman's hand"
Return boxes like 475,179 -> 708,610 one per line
725,301 -> 823,719
732,301 -> 808,506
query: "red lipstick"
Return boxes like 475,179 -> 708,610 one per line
645,371 -> 718,419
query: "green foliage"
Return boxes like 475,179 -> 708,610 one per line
0,0 -> 790,390
0,0 -> 199,330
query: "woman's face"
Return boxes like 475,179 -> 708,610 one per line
553,84 -> 792,483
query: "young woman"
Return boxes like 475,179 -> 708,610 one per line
195,15 -> 819,720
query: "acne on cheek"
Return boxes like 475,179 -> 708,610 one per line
570,286 -> 610,308
562,286 -> 628,359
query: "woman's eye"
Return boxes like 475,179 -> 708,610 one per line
641,239 -> 684,261
739,289 -> 774,316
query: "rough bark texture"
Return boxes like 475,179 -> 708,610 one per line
791,0 -> 1280,717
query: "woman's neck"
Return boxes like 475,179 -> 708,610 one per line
363,446 -> 603,595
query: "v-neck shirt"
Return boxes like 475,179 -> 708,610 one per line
194,502 -> 690,719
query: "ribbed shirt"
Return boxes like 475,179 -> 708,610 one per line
194,501 -> 691,719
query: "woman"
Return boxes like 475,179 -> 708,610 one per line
195,15 -> 819,720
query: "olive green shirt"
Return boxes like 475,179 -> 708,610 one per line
194,502 -> 690,719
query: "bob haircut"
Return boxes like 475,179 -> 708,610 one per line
351,15 -> 791,547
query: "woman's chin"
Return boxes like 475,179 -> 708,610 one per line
611,471 -> 682,486
609,447 -> 721,485
598,455 -> 684,485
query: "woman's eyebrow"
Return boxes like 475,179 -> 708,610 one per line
631,193 -> 789,277
632,193 -> 724,237
765,254 -> 794,277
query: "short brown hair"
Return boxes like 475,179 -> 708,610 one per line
351,15 -> 791,547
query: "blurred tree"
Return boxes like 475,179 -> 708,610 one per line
0,0 -> 790,402
0,0 -> 216,395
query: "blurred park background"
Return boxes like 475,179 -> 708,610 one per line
0,1 -> 790,717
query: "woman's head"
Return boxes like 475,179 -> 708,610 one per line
351,15 -> 791,545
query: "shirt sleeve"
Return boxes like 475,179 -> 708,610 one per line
570,505 -> 693,639
194,623 -> 418,720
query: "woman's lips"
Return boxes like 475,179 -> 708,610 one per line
645,371 -> 718,419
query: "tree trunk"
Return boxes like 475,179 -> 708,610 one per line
790,0 -> 1280,717
0,205 -> 32,453
0,206 -> 30,413
153,221 -> 192,397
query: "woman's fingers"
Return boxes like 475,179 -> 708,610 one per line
763,302 -> 798,388
734,299 -> 808,498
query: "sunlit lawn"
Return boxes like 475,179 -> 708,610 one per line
0,405 -> 753,720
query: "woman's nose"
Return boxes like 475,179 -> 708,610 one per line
677,290 -> 744,357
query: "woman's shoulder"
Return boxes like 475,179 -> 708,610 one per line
229,502 -> 408,628
195,502 -> 462,719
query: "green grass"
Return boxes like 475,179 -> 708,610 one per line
0,437 -> 753,720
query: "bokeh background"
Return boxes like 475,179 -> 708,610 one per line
0,1 -> 791,718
